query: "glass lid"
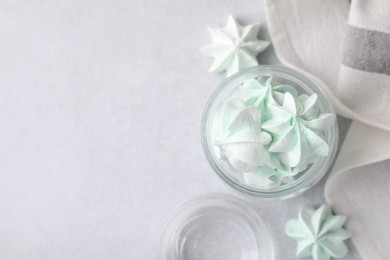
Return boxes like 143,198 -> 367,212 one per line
157,193 -> 274,260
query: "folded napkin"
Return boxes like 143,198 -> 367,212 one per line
264,0 -> 390,259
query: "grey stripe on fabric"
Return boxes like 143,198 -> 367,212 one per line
342,26 -> 390,75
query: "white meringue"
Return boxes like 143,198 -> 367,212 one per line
202,15 -> 270,77
215,106 -> 271,172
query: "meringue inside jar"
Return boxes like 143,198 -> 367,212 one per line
201,66 -> 338,198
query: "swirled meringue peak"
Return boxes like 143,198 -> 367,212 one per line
202,15 -> 270,77
286,205 -> 351,260
212,76 -> 335,188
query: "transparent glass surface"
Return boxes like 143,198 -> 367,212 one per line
201,65 -> 338,198
158,193 -> 274,260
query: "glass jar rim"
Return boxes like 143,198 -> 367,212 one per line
201,65 -> 339,199
157,193 -> 274,260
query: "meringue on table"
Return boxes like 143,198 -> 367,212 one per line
202,15 -> 270,77
286,205 -> 351,260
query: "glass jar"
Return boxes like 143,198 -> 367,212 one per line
157,193 -> 274,260
201,65 -> 338,199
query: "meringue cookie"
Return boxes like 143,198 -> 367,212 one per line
213,77 -> 335,187
262,92 -> 335,168
202,15 -> 270,77
215,106 -> 271,172
286,205 -> 351,260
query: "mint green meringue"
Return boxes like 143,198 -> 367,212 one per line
213,77 -> 335,187
286,205 -> 351,260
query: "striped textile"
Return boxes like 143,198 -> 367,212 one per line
338,2 -> 390,122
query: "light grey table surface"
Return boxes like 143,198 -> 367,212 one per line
0,0 -> 361,259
